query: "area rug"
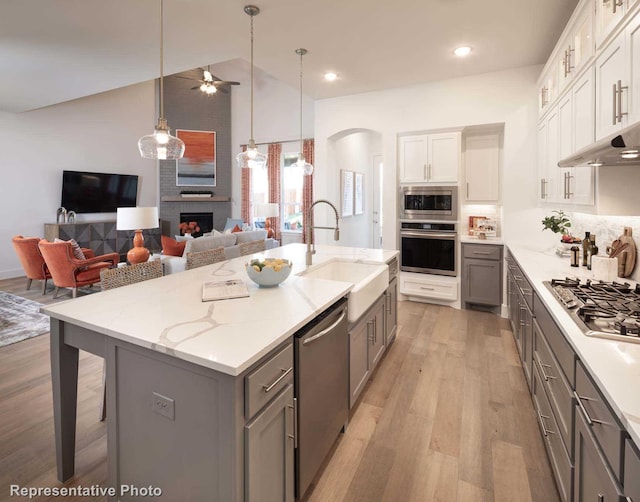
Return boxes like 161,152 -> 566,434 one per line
0,291 -> 50,347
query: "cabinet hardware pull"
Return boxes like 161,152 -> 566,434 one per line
574,391 -> 605,426
536,408 -> 554,436
613,0 -> 623,13
288,397 -> 298,448
473,251 -> 491,255
617,80 -> 628,123
566,173 -> 573,198
466,182 -> 469,198
541,178 -> 545,199
613,82 -> 618,125
536,355 -> 556,381
263,366 -> 293,393
420,286 -> 435,291
521,288 -> 532,295
302,311 -> 346,346
563,50 -> 569,78
424,163 -> 427,180
566,46 -> 574,74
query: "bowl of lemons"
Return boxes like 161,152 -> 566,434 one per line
245,258 -> 292,287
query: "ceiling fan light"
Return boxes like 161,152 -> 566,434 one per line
324,72 -> 338,82
206,85 -> 217,94
200,83 -> 207,92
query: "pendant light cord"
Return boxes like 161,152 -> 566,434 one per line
159,0 -> 165,121
299,51 -> 303,156
250,12 -> 254,142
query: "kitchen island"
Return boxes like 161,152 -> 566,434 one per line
42,243 -> 398,501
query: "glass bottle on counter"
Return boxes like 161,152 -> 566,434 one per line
582,232 -> 591,267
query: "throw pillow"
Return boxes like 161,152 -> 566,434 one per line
161,235 -> 187,257
54,238 -> 86,260
231,225 -> 243,233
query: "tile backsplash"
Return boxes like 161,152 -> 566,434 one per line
568,212 -> 640,282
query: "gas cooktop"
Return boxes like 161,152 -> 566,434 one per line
544,278 -> 640,343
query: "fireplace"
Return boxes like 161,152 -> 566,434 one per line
179,212 -> 213,238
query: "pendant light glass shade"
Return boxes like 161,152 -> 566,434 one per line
138,0 -> 184,160
294,48 -> 313,175
236,5 -> 267,169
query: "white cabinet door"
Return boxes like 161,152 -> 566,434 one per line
595,31 -> 628,139
573,68 -> 596,151
628,10 -> 640,125
398,135 -> 428,182
546,106 -> 561,202
558,93 -> 573,202
572,3 -> 595,72
538,120 -> 549,201
427,132 -> 460,182
595,0 -> 628,48
464,133 -> 500,202
398,132 -> 460,183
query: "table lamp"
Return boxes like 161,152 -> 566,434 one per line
255,203 -> 279,239
117,207 -> 159,264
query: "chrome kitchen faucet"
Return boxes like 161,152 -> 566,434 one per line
306,199 -> 340,266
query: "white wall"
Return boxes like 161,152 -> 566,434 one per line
327,129 -> 381,248
313,66 -> 547,250
0,82 -> 158,278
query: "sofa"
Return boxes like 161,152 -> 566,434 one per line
160,230 -> 277,274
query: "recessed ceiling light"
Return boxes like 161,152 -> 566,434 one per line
324,72 -> 338,82
454,46 -> 472,57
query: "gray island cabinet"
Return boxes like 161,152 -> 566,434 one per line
43,243 -> 399,501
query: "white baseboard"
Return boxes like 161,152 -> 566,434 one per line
0,268 -> 25,280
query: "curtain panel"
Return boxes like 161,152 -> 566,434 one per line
302,139 -> 314,244
267,143 -> 282,240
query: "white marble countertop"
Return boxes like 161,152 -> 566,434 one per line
507,243 -> 640,446
460,235 -> 505,245
42,243 -> 398,377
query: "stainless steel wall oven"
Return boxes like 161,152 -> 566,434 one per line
400,186 -> 457,220
400,221 -> 457,276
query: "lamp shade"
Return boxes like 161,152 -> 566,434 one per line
254,203 -> 279,218
117,207 -> 159,231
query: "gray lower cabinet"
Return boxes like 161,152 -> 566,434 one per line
462,243 -> 503,308
384,277 -> 398,346
245,384 -> 295,502
623,438 -> 640,500
574,405 -> 624,502
349,296 -> 385,409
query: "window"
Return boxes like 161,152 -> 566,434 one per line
251,148 -> 304,232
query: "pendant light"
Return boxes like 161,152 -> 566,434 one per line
236,5 -> 268,169
138,0 -> 185,160
293,48 -> 313,175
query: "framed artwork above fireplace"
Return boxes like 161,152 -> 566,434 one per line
176,130 -> 216,187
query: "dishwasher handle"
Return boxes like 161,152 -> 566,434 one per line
302,311 -> 347,346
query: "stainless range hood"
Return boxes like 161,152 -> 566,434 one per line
558,121 -> 640,167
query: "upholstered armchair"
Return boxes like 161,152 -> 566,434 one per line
38,239 -> 119,298
11,235 -> 53,294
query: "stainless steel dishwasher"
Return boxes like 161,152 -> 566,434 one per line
294,297 -> 349,500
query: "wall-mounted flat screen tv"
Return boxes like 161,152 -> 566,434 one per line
61,170 -> 139,213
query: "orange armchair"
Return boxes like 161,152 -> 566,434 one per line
38,239 -> 119,298
11,235 -> 53,294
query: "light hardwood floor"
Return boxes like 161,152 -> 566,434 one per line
0,277 -> 559,501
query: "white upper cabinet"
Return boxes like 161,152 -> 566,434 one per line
463,132 -> 501,203
628,10 -> 640,124
558,3 -> 595,93
571,69 -> 596,206
398,132 -> 460,183
538,65 -> 559,117
595,30 -> 628,139
596,0 -> 629,47
538,105 -> 561,203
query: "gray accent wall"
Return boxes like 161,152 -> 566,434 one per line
159,68 -> 232,236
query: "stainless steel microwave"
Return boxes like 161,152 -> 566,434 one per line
400,186 -> 458,220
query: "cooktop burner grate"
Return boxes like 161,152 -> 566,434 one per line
546,277 -> 640,342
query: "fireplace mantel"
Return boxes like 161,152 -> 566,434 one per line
161,196 -> 230,202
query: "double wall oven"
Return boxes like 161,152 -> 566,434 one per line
400,186 -> 458,276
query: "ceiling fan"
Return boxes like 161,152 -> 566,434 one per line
177,66 -> 240,95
